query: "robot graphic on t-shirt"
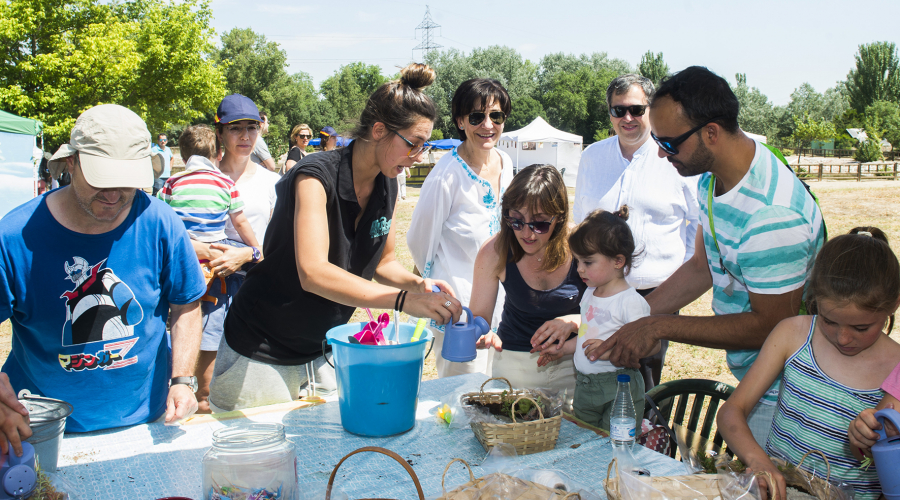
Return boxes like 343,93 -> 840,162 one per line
60,256 -> 143,346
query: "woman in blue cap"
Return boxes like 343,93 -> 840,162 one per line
190,93 -> 280,412
208,63 -> 462,412
319,126 -> 339,152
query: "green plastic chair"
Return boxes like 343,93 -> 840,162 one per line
643,378 -> 736,459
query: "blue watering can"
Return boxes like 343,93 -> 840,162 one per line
873,408 -> 900,500
441,307 -> 490,363
0,441 -> 36,500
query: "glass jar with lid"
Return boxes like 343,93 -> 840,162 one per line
201,423 -> 298,500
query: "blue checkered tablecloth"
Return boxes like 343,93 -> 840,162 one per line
56,373 -> 687,499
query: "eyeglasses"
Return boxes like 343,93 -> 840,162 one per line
609,105 -> 647,118
468,111 -> 507,126
394,130 -> 432,158
504,215 -> 557,234
225,124 -> 260,135
298,134 -> 311,139
159,139 -> 168,143
651,116 -> 724,156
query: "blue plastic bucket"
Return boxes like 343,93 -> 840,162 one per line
324,322 -> 432,437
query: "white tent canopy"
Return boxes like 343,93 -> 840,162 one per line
498,117 -> 583,187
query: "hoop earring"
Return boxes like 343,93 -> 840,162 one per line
887,314 -> 895,335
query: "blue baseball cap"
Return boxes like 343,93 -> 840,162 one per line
215,94 -> 261,124
320,126 -> 338,138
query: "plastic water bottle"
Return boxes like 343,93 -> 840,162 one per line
610,374 -> 637,449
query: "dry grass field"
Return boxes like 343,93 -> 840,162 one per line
1,179 -> 898,388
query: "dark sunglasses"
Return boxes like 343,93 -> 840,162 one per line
504,215 -> 556,234
651,116 -> 725,155
394,130 -> 432,158
468,111 -> 507,126
298,134 -> 312,139
609,105 -> 647,118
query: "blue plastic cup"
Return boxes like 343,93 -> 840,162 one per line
324,322 -> 432,437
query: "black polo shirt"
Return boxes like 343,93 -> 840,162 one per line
224,143 -> 398,365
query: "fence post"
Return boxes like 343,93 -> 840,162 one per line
894,162 -> 898,181
857,163 -> 862,181
818,163 -> 823,181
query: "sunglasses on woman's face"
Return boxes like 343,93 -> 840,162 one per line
504,215 -> 556,234
468,111 -> 507,126
609,105 -> 647,118
298,134 -> 311,139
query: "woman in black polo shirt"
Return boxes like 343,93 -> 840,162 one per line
209,63 -> 462,412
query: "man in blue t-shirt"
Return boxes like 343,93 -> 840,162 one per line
0,104 -> 206,437
151,133 -> 173,195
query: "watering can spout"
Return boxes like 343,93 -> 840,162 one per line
441,306 -> 489,363
872,408 -> 900,500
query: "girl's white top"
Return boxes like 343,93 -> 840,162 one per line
224,165 -> 280,246
407,147 -> 513,331
575,287 -> 650,374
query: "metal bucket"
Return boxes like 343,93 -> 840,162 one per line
22,396 -> 73,472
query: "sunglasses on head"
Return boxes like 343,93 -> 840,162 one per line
609,105 -> 647,118
468,111 -> 507,126
504,215 -> 556,234
651,116 -> 725,156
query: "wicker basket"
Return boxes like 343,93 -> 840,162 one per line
436,458 -> 580,500
461,377 -> 562,455
603,459 -> 777,500
326,446 -> 425,500
770,450 -> 851,500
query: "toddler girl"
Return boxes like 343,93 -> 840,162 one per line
718,227 -> 900,500
538,206 -> 658,433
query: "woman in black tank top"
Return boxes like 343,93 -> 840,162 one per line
469,165 -> 586,396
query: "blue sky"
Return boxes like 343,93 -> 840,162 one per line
210,0 -> 900,106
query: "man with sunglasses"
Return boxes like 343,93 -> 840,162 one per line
595,66 -> 825,446
568,74 -> 699,392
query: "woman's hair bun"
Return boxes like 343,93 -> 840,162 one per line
399,63 -> 436,90
615,204 -> 630,221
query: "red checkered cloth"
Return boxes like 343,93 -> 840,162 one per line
638,418 -> 672,455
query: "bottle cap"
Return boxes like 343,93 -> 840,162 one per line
617,374 -> 630,383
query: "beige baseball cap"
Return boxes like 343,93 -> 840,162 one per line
48,104 -> 157,189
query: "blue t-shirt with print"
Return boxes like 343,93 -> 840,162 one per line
0,191 -> 205,432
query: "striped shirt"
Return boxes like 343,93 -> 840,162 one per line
766,317 -> 883,499
699,141 -> 825,403
156,156 -> 244,242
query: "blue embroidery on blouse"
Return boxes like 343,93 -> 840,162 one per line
452,148 -> 500,209
369,217 -> 392,238
421,261 -> 433,278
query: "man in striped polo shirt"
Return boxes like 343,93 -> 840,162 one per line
595,66 -> 826,445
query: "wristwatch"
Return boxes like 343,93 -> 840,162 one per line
251,246 -> 261,263
170,376 -> 198,393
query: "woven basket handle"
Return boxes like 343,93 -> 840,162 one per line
753,471 -> 778,500
479,377 -> 513,393
605,458 -> 617,481
440,458 -> 476,493
561,493 -> 582,500
796,449 -> 831,481
510,396 -> 544,423
326,446 -> 425,500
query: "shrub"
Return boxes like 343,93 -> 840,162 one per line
855,139 -> 884,162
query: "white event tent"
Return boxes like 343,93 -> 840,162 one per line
498,117 -> 583,187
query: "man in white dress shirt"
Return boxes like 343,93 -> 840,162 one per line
572,74 -> 700,390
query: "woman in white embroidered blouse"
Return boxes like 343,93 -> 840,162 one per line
407,78 -> 514,378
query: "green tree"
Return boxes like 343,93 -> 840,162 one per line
791,114 -> 837,148
845,41 -> 900,113
732,73 -> 776,141
864,100 -> 900,149
215,28 -> 324,156
319,62 -> 387,134
0,0 -> 226,148
855,126 -> 884,162
507,96 -> 545,130
637,51 -> 669,87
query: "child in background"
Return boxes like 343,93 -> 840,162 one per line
718,227 -> 900,500
157,125 -> 261,256
538,206 -> 657,433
